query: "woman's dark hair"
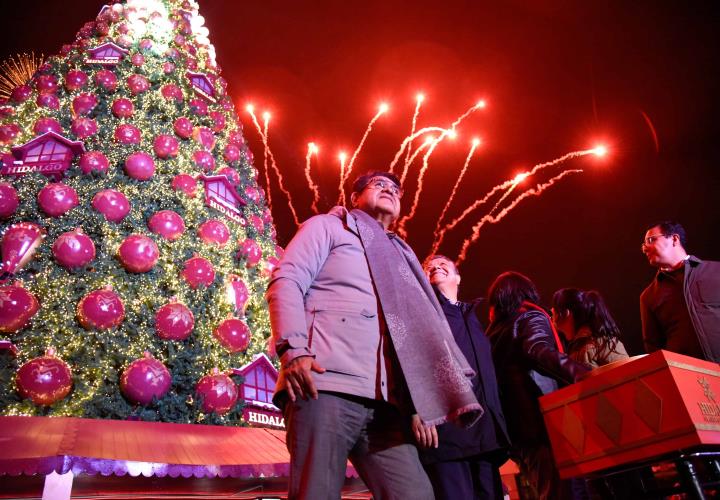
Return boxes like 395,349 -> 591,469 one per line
487,271 -> 540,321
552,288 -> 622,351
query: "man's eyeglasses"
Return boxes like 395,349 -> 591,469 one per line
364,178 -> 403,198
641,234 -> 670,248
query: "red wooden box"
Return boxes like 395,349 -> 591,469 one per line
540,350 -> 720,478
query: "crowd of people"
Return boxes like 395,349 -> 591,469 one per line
266,170 -> 719,499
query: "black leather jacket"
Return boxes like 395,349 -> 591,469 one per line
486,306 -> 590,447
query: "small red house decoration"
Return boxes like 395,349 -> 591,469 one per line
85,42 -> 129,65
233,353 -> 284,429
186,71 -> 216,102
201,174 -> 247,224
1,131 -> 85,179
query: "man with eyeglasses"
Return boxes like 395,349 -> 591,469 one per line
267,171 -> 482,499
640,221 -> 720,362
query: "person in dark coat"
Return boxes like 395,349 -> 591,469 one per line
415,255 -> 510,500
485,271 -> 590,500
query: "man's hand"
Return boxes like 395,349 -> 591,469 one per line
411,414 -> 438,448
282,356 -> 326,402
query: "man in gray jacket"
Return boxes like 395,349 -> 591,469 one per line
640,220 -> 720,362
267,171 -> 482,499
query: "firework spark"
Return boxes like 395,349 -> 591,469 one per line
264,112 -> 301,227
246,104 -> 273,210
0,52 -> 43,100
336,152 -> 348,206
389,126 -> 448,176
456,169 -> 583,264
342,103 -> 389,200
403,93 -> 425,168
305,142 -> 321,213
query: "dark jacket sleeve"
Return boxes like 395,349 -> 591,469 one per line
516,311 -> 591,384
640,290 -> 664,353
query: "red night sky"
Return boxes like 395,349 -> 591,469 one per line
2,1 -> 719,354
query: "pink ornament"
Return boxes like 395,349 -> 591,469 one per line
171,174 -> 197,197
64,70 -> 88,91
111,98 -> 134,118
37,183 -> 79,217
37,93 -> 60,110
148,210 -> 185,240
209,111 -> 225,133
0,123 -> 21,145
71,117 -> 97,139
124,151 -> 155,180
153,134 -> 179,159
192,127 -> 215,150
10,85 -> 32,103
173,117 -> 193,139
264,256 -> 280,277
92,189 -> 130,222
34,74 -> 58,95
228,130 -> 244,146
118,234 -> 159,273
0,183 -> 19,218
155,301 -> 194,340
139,39 -> 153,51
95,70 -> 118,92
214,317 -> 251,353
0,222 -> 45,279
117,34 -> 132,48
181,256 -> 215,289
161,84 -> 183,102
192,150 -> 215,172
79,151 -> 109,174
16,349 -> 73,406
77,287 -> 124,330
114,123 -> 141,144
237,239 -> 262,268
250,215 -> 264,234
127,74 -> 150,95
244,186 -> 260,203
218,167 -> 240,185
131,53 -> 145,66
198,219 -> 230,246
52,228 -> 95,269
72,93 -> 97,116
162,62 -> 175,74
225,275 -> 249,315
33,117 -> 63,135
196,368 -> 238,415
189,98 -> 208,116
223,144 -> 240,163
120,352 -> 171,405
0,283 -> 39,332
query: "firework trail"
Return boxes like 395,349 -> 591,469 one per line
336,152 -> 348,206
305,143 -> 321,213
403,94 -> 424,169
343,104 -> 388,200
0,52 -> 43,99
400,138 -> 436,185
246,105 -> 273,210
263,112 -> 301,227
432,138 -> 480,242
456,169 -> 583,265
388,126 -> 448,177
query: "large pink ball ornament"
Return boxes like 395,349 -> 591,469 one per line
72,93 -> 97,116
173,117 -> 193,139
192,127 -> 215,150
161,84 -> 183,102
34,74 -> 58,95
111,98 -> 134,118
64,70 -> 88,92
196,368 -> 238,415
244,186 -> 260,203
223,144 -> 240,163
0,123 -> 21,145
189,98 -> 208,116
37,93 -> 60,110
71,117 -> 97,139
127,74 -> 150,95
120,352 -> 171,405
181,255 -> 215,289
16,349 -> 73,406
124,152 -> 155,180
192,150 -> 215,172
131,53 -> 145,66
198,219 -> 230,246
118,234 -> 159,273
0,283 -> 39,332
250,215 -> 264,235
171,174 -> 197,197
153,134 -> 179,159
155,301 -> 194,340
209,111 -> 225,133
52,228 -> 95,269
218,167 -> 240,185
237,239 -> 262,268
114,123 -> 141,145
0,183 -> 19,219
77,287 -> 124,330
148,210 -> 185,240
95,69 -> 118,92
37,183 -> 79,217
33,117 -> 63,135
214,318 -> 251,353
79,151 -> 109,174
0,222 -> 45,279
10,85 -> 32,103
225,275 -> 249,316
92,189 -> 130,222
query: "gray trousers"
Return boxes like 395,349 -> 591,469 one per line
283,391 -> 434,500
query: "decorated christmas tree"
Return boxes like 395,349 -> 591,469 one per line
0,0 -> 278,425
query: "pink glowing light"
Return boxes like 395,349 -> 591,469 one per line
305,142 -> 321,214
